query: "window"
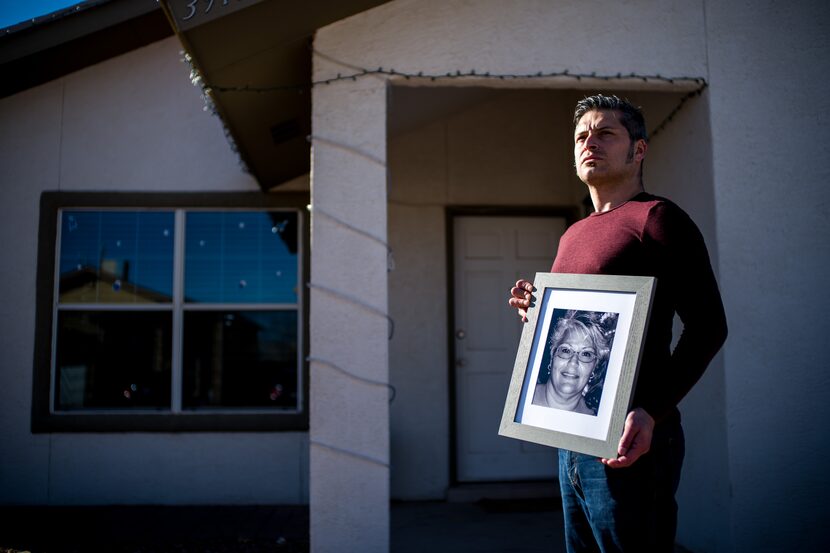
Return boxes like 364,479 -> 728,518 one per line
33,192 -> 309,432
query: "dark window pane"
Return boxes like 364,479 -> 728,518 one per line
182,310 -> 298,409
133,212 -> 176,301
55,311 -> 172,410
59,210 -> 174,304
184,211 -> 298,304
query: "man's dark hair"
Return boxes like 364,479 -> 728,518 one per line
573,94 -> 648,144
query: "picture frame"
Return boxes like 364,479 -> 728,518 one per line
498,273 -> 656,459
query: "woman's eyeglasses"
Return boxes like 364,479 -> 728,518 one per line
554,345 -> 597,363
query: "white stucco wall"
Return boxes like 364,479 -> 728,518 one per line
705,1 -> 830,551
638,89 -> 731,553
314,0 -> 707,85
310,64 -> 390,553
0,36 -> 309,506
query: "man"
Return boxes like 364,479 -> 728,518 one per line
508,94 -> 727,552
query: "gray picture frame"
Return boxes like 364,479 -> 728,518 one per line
498,273 -> 656,459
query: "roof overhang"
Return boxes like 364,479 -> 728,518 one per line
159,0 -> 392,190
1,0 -> 390,191
0,0 -> 172,98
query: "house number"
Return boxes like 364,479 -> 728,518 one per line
181,0 -> 236,22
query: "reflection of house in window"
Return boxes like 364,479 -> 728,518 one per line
59,262 -> 172,304
268,212 -> 298,255
35,197 -> 308,432
55,223 -> 300,410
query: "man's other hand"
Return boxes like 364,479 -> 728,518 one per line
508,279 -> 535,322
601,408 -> 654,468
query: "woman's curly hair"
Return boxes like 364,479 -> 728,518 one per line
546,310 -> 619,412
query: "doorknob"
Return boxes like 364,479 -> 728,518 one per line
456,329 -> 466,340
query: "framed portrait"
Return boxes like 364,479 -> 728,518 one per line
498,273 -> 656,459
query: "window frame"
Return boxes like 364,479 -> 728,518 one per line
32,191 -> 310,433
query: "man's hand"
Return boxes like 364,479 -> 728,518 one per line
601,408 -> 654,468
508,279 -> 535,322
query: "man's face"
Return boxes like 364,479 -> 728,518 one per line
573,109 -> 644,186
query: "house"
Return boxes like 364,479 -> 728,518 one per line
1,0 -> 828,552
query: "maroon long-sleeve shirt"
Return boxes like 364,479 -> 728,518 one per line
551,192 -> 728,422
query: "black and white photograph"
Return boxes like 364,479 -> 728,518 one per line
531,309 -> 619,417
499,273 -> 655,458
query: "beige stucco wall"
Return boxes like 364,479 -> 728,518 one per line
0,36 -> 309,505
309,69 -> 390,551
314,0 -> 707,84
705,1 -> 830,551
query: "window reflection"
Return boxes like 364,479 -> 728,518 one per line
58,211 -> 174,303
53,208 -> 301,415
185,211 -> 298,304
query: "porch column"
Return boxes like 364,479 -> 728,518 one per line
309,69 -> 390,551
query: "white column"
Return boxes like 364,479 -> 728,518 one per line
309,67 -> 390,552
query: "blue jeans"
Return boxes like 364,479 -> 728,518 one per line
558,420 -> 685,553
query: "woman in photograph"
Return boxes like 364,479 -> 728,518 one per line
532,310 -> 616,415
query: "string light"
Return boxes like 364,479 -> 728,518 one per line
206,67 -> 706,94
310,203 -> 395,272
306,281 -> 395,340
307,135 -> 386,168
308,356 -> 396,402
181,51 -> 251,174
186,51 -> 707,142
184,40 -> 709,154
311,439 -> 390,468
649,82 -> 708,139
304,203 -> 397,470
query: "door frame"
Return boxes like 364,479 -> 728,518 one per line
445,205 -> 579,485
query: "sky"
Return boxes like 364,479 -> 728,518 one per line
0,0 -> 87,29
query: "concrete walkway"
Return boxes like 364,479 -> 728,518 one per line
0,504 -> 310,552
1,498 -> 563,553
392,498 -> 566,553
1,496 -> 688,552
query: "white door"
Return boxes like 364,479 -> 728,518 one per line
453,215 -> 567,482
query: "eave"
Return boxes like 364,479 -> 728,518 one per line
159,0 -> 392,190
1,0 -> 391,191
0,0 -> 172,98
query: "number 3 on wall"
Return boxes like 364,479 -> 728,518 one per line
182,0 -> 233,22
